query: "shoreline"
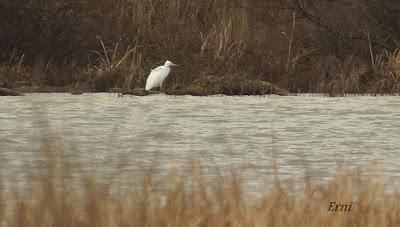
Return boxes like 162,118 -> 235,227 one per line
2,86 -> 400,97
1,76 -> 293,96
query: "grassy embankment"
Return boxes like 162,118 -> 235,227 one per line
0,138 -> 399,226
1,0 -> 400,95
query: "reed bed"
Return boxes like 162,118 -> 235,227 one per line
1,0 -> 400,95
1,139 -> 399,226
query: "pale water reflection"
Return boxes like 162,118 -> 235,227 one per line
1,94 -> 399,189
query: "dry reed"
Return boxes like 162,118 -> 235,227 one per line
1,139 -> 399,226
1,0 -> 400,95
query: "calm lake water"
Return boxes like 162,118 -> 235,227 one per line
1,93 -> 400,190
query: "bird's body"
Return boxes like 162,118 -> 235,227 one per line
145,60 -> 177,91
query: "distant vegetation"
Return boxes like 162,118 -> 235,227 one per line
1,0 -> 400,95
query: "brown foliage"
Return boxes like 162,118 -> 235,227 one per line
1,0 -> 400,94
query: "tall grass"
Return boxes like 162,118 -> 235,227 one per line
0,139 -> 399,226
1,0 -> 400,94
371,48 -> 400,94
87,38 -> 143,92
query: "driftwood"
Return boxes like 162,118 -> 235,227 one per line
0,87 -> 24,96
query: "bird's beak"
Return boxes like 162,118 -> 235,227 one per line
172,63 -> 178,67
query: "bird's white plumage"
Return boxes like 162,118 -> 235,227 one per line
145,60 -> 176,91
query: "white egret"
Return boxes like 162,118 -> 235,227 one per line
145,60 -> 178,91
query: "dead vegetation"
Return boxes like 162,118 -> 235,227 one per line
0,139 -> 399,226
1,0 -> 400,95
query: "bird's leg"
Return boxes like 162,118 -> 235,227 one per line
160,82 -> 163,91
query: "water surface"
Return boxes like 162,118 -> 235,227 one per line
1,94 -> 399,190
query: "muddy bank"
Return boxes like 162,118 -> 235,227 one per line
164,76 -> 289,96
5,82 -> 90,94
122,76 -> 288,96
14,85 -> 74,93
3,76 -> 289,96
